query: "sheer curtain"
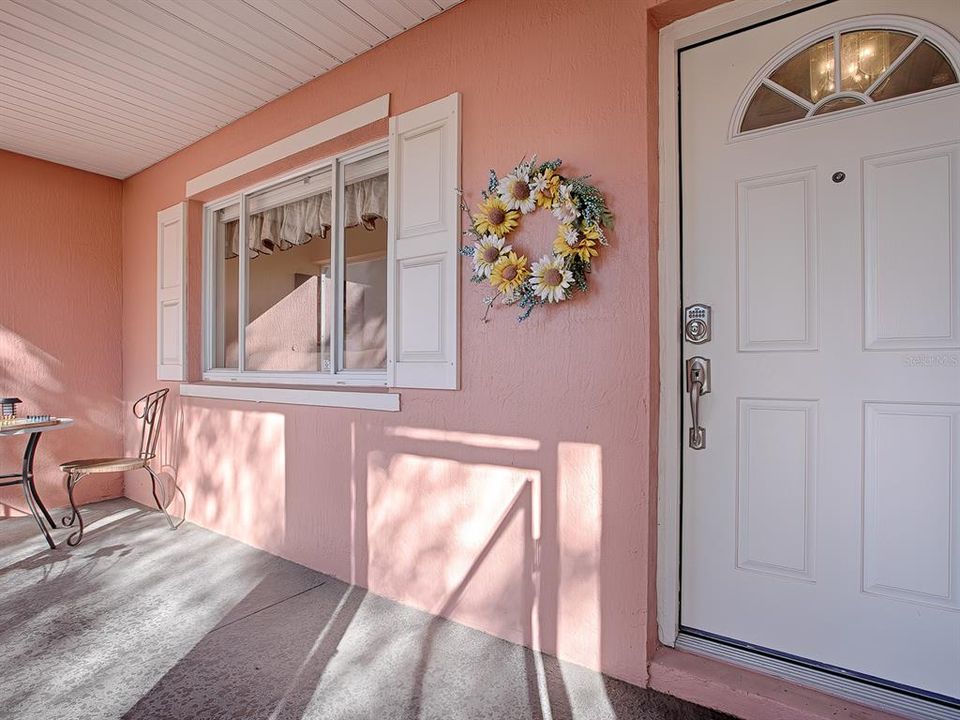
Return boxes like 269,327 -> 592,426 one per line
224,175 -> 388,258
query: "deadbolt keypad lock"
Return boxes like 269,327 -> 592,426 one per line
684,304 -> 712,344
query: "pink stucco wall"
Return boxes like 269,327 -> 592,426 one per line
120,0 -> 656,685
0,150 -> 123,516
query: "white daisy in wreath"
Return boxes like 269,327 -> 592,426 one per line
559,224 -> 579,246
530,254 -> 573,303
529,172 -> 549,195
498,171 -> 537,214
473,234 -> 511,278
552,200 -> 579,224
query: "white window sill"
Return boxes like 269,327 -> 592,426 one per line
180,383 -> 400,412
201,369 -> 388,387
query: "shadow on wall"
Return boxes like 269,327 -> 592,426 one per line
0,326 -> 122,516
140,394 -> 286,555
352,425 -> 607,675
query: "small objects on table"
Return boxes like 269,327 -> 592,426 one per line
0,415 -> 56,430
0,397 -> 22,419
0,397 -> 54,428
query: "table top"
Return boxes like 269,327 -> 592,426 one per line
0,418 -> 74,437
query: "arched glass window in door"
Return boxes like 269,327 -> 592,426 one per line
737,22 -> 960,134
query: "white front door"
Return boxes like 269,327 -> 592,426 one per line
680,0 -> 960,702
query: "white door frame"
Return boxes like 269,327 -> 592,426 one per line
655,0 -> 832,647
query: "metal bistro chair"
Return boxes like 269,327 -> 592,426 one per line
60,389 -> 184,546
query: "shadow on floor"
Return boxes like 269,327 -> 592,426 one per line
1,499 -> 732,720
123,576 -> 728,720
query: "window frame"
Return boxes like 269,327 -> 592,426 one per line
730,15 -> 960,140
201,137 -> 391,388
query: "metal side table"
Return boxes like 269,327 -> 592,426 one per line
0,418 -> 74,549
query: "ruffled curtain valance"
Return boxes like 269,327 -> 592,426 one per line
225,175 -> 388,258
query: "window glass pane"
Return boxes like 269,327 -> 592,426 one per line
870,40 -> 958,101
770,37 -> 835,102
215,202 -> 239,369
840,30 -> 914,93
740,85 -> 808,132
244,170 -> 333,372
812,95 -> 866,115
341,160 -> 388,371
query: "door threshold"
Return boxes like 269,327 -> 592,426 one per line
676,629 -> 960,720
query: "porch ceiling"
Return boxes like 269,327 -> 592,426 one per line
0,0 -> 461,179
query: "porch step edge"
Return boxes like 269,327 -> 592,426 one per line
649,646 -> 907,720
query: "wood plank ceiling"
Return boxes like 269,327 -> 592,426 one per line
0,0 -> 461,178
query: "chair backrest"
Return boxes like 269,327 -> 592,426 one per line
134,388 -> 169,461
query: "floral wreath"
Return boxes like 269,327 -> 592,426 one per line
459,156 -> 614,322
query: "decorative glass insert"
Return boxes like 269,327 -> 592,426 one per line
871,40 -> 958,101
812,96 -> 865,115
839,30 -> 914,93
769,37 -> 835,102
741,85 -> 809,131
738,27 -> 959,133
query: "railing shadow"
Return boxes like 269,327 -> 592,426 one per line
120,574 -> 364,720
354,421 -> 575,720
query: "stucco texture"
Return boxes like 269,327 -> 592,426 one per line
0,150 -> 123,516
120,0 -> 681,687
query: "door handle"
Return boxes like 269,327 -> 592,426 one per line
686,356 -> 711,450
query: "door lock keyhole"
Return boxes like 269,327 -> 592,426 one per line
832,171 -> 846,183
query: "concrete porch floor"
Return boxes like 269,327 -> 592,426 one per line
0,499 -> 732,720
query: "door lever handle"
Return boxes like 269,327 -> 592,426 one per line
686,356 -> 711,450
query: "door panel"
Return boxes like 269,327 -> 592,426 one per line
680,0 -> 960,700
736,170 -> 818,351
736,398 -> 818,581
864,143 -> 960,349
863,403 -> 960,610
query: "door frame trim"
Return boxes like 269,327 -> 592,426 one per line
655,0 -> 832,648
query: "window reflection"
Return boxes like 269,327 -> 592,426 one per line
871,40 -> 958,101
839,30 -> 914,93
739,28 -> 958,133
341,162 -> 388,371
214,203 -> 239,369
741,85 -> 807,132
770,37 -> 835,103
244,178 -> 333,373
812,96 -> 865,116
217,160 -> 390,374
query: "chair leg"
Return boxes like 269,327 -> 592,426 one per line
61,473 -> 76,528
61,472 -> 86,547
145,466 -> 181,530
173,484 -> 187,529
